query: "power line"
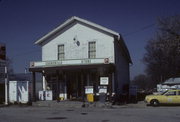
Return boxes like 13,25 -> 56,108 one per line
123,23 -> 155,37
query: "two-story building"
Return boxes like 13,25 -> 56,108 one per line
29,16 -> 132,101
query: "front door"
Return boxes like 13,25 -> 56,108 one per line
175,91 -> 180,103
47,75 -> 58,100
67,72 -> 82,100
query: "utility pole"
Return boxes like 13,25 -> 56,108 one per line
4,64 -> 8,105
0,43 -> 7,105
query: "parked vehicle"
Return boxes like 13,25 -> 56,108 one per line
145,89 -> 180,106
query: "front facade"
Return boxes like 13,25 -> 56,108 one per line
29,16 -> 132,101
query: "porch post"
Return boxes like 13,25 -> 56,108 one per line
87,71 -> 90,86
108,72 -> 112,95
32,72 -> 36,102
112,72 -> 115,93
42,70 -> 46,91
81,70 -> 85,102
64,72 -> 67,100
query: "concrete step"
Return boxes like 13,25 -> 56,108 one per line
32,100 -> 83,108
32,100 -> 115,109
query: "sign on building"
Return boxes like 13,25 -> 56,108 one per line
85,86 -> 94,94
100,77 -> 109,85
98,86 -> 107,93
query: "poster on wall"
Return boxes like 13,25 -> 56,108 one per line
98,86 -> 107,93
100,77 -> 109,85
85,86 -> 94,94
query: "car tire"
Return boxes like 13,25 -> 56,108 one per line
150,99 -> 159,107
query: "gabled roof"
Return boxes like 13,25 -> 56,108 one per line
35,16 -> 120,45
34,16 -> 132,63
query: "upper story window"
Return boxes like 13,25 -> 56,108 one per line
88,42 -> 96,58
58,44 -> 65,60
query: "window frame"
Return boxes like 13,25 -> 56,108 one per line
57,44 -> 65,60
177,91 -> 180,95
165,91 -> 177,96
88,41 -> 96,59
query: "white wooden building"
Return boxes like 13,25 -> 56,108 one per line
29,16 -> 132,101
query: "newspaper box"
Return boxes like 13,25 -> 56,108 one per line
38,90 -> 52,100
45,90 -> 53,100
85,86 -> 94,102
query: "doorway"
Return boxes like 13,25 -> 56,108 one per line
66,71 -> 83,100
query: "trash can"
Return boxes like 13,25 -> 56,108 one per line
87,94 -> 94,102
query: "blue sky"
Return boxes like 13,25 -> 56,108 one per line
0,0 -> 180,79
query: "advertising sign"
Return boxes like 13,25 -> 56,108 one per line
100,77 -> 109,85
30,58 -> 108,68
85,86 -> 94,94
98,86 -> 107,93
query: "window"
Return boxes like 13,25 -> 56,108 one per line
178,91 -> 180,95
165,91 -> 176,96
58,45 -> 64,60
88,42 -> 96,58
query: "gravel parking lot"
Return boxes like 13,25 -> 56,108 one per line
0,102 -> 180,122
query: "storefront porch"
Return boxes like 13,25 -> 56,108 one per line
29,58 -> 115,102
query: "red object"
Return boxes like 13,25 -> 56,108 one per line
104,58 -> 109,64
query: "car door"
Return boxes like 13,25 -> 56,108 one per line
176,91 -> 180,104
163,91 -> 177,104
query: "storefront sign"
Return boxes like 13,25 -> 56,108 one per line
100,77 -> 109,85
31,58 -> 109,68
104,58 -> 109,64
45,59 -> 92,66
46,61 -> 62,66
85,86 -> 93,94
81,59 -> 91,64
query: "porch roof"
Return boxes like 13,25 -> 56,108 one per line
29,63 -> 115,72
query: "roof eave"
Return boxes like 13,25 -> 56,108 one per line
34,16 -> 120,45
118,36 -> 132,64
35,17 -> 76,45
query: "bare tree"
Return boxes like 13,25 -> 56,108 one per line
131,74 -> 147,90
143,15 -> 180,84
